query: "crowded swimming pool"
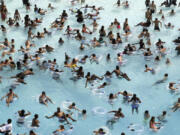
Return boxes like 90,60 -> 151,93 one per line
0,0 -> 180,135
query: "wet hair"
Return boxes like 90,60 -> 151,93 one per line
109,93 -> 114,99
103,82 -> 107,86
34,114 -> 38,119
72,102 -> 76,106
30,130 -> 35,134
150,116 -> 155,122
7,119 -> 12,124
106,53 -> 110,60
60,125 -> 64,129
82,109 -> 86,114
105,71 -> 111,76
99,128 -> 104,132
118,108 -> 122,112
144,110 -> 149,114
42,91 -> 46,95
162,111 -> 166,115
123,91 -> 128,95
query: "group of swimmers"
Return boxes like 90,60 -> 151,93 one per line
0,0 -> 180,134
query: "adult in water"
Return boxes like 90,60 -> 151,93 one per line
1,89 -> 18,106
128,94 -> 141,114
149,116 -> 161,131
108,108 -> 125,118
31,114 -> 40,127
118,91 -> 132,102
0,119 -> 12,134
68,102 -> 81,111
172,98 -> 180,112
45,107 -> 72,124
93,128 -> 106,135
17,109 -> 31,124
106,108 -> 124,128
154,73 -> 168,85
144,64 -> 155,74
39,91 -> 53,106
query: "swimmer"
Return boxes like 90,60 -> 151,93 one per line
0,119 -> 12,134
1,89 -> 18,106
149,1 -> 156,13
154,73 -> 168,85
48,3 -> 55,10
58,38 -> 64,45
118,91 -> 132,102
107,108 -> 124,127
144,110 -> 150,121
114,0 -> 121,7
122,1 -> 129,8
169,82 -> 178,91
145,0 -> 150,7
31,114 -> 40,127
68,102 -> 81,111
45,107 -> 71,124
17,110 -> 31,124
108,108 -> 125,119
144,64 -> 155,74
29,130 -> 37,135
156,39 -> 165,48
39,91 -> 53,106
165,22 -> 174,29
98,82 -> 107,89
128,94 -> 141,114
139,29 -> 150,39
172,98 -> 180,112
90,54 -> 99,64
135,19 -> 151,27
93,128 -> 106,135
173,37 -> 180,44
106,54 -> 111,62
157,111 -> 167,122
103,71 -> 112,83
166,58 -> 171,65
85,72 -> 103,88
158,9 -> 163,15
79,109 -> 87,120
169,9 -> 175,16
108,92 -> 119,101
149,116 -> 161,131
53,125 -> 65,134
153,18 -> 162,31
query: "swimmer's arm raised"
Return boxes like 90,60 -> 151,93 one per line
108,110 -> 116,113
24,111 -> 31,116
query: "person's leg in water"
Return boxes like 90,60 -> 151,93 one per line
135,107 -> 139,114
106,118 -> 116,129
132,106 -> 135,114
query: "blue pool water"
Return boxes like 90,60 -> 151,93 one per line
0,0 -> 180,135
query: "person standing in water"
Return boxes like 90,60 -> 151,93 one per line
153,18 -> 162,31
1,89 -> 18,107
128,94 -> 141,114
